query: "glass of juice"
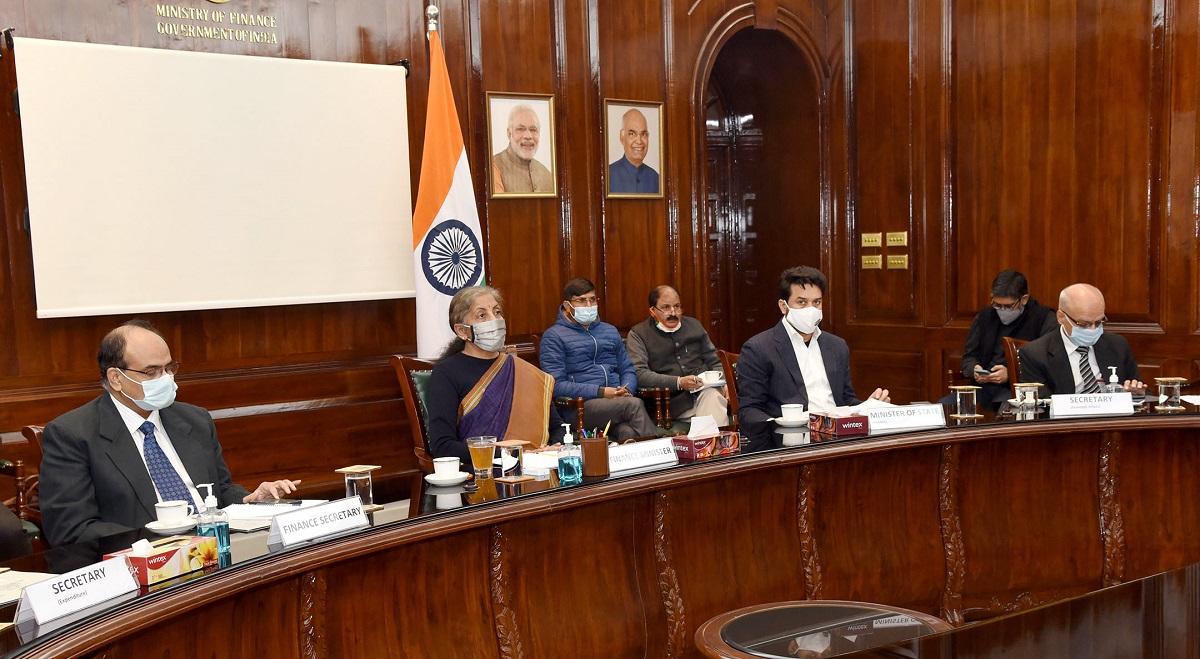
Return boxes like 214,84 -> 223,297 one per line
466,436 -> 497,478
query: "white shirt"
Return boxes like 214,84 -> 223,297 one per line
781,319 -> 837,412
1058,327 -> 1102,393
108,394 -> 205,510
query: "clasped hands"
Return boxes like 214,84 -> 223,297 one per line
242,479 -> 302,503
601,386 -> 631,398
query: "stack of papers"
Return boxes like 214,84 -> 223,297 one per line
0,570 -> 55,605
222,500 -> 327,532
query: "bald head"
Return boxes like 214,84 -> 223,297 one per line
1058,283 -> 1105,318
1055,283 -> 1107,338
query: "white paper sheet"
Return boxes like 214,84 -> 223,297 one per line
222,499 -> 327,522
0,570 -> 57,606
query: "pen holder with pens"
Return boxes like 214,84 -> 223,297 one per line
581,435 -> 610,478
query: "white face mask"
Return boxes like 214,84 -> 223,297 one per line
785,306 -> 822,335
118,370 -> 178,412
465,317 -> 506,353
655,320 -> 681,333
570,303 -> 599,325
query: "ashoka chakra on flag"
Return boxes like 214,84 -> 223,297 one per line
421,218 -> 482,295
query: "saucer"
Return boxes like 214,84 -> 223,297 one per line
145,517 -> 197,535
772,415 -> 809,427
425,471 -> 470,487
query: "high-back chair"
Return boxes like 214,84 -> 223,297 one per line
1002,337 -> 1030,398
390,356 -> 437,474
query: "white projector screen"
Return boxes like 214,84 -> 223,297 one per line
14,37 -> 414,318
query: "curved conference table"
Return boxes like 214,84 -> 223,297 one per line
2,402 -> 1199,658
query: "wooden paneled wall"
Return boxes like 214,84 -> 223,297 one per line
0,0 -> 1198,463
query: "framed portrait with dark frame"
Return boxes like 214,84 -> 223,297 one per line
605,99 -> 664,199
486,92 -> 557,198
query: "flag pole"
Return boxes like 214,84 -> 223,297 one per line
426,3 -> 439,36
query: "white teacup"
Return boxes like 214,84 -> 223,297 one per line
433,456 -> 460,476
700,370 -> 723,384
155,500 -> 195,524
780,404 -> 806,421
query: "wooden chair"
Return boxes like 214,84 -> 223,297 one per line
1001,337 -> 1030,398
390,355 -> 438,474
2,425 -> 44,543
717,350 -> 740,429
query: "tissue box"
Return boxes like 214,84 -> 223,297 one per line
104,535 -> 219,585
807,411 -> 870,438
671,431 -> 740,461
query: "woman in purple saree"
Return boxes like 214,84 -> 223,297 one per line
426,286 -> 565,465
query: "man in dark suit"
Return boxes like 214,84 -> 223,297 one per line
737,266 -> 890,449
40,320 -> 301,546
1018,283 -> 1145,397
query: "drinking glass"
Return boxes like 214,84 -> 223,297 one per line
949,385 -> 982,419
1155,377 -> 1187,411
344,472 -> 373,505
466,436 -> 497,478
1013,383 -> 1041,409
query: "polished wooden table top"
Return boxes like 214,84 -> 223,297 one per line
1,401 -> 1197,657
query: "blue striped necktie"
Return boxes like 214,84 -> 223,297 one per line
139,421 -> 197,508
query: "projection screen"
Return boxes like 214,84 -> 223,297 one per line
13,37 -> 413,318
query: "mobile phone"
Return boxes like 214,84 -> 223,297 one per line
248,499 -> 302,506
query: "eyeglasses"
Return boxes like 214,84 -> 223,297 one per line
1062,311 -> 1106,330
570,296 -> 599,306
654,304 -> 682,314
991,298 -> 1026,311
123,361 -> 181,379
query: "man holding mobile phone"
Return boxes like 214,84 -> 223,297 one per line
960,270 -> 1057,408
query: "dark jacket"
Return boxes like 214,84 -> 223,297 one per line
40,395 -> 249,547
540,311 -> 638,399
961,298 -> 1057,404
1018,330 -> 1140,397
625,316 -> 722,418
737,322 -> 859,447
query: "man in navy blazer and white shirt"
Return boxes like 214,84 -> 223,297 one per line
736,266 -> 889,449
40,320 -> 302,547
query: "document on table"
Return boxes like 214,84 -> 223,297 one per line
0,570 -> 55,605
222,500 -> 327,524
1180,395 -> 1200,406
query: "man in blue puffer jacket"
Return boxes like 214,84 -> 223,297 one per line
540,277 -> 660,440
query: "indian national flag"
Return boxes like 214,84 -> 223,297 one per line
412,29 -> 486,358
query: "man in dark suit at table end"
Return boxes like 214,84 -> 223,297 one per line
736,266 -> 890,450
40,320 -> 301,547
1018,283 -> 1145,397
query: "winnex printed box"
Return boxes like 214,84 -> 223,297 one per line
807,411 -> 870,438
104,536 -> 219,586
671,431 -> 741,461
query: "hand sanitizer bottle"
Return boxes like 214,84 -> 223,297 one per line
196,483 -> 230,560
1102,367 -> 1124,394
557,423 -> 583,486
